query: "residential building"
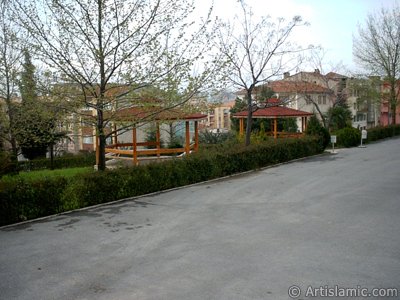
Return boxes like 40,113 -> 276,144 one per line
236,69 -> 381,130
344,76 -> 381,129
206,101 -> 235,132
379,81 -> 400,126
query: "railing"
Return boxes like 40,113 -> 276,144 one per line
105,142 -> 196,164
266,132 -> 304,138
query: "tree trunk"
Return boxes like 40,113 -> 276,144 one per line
169,122 -> 174,145
96,108 -> 106,171
309,96 -> 327,128
245,91 -> 253,146
6,99 -> 18,161
96,0 -> 107,171
50,144 -> 54,170
390,81 -> 395,125
391,104 -> 396,125
9,135 -> 18,164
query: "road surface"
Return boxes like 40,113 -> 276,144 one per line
1,138 -> 400,300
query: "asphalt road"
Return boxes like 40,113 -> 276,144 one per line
1,138 -> 400,300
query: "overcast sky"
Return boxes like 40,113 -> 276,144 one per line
199,0 -> 398,74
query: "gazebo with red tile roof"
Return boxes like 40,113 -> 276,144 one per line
232,98 -> 313,139
100,106 -> 207,166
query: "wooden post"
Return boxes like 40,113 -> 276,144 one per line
270,120 -> 273,134
274,118 -> 277,139
194,121 -> 199,152
95,135 -> 100,167
113,123 -> 118,145
132,127 -> 138,165
185,121 -> 190,155
239,118 -> 244,136
156,122 -> 161,158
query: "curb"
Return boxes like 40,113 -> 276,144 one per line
0,151 -> 329,230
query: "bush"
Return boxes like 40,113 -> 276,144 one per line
17,152 -> 96,172
0,137 -> 323,226
305,115 -> 330,150
334,127 -> 361,147
0,151 -> 17,177
199,130 -> 236,144
0,176 -> 68,225
366,125 -> 400,142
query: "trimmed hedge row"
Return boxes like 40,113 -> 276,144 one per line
334,127 -> 361,148
17,152 -> 96,171
366,125 -> 400,142
0,137 -> 322,226
332,125 -> 400,148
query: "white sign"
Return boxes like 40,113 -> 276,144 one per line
331,135 -> 337,144
361,130 -> 367,139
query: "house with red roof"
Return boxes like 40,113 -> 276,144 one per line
380,81 -> 400,126
235,69 -> 380,130
235,71 -> 336,130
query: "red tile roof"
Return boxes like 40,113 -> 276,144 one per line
114,107 -> 207,122
325,72 -> 347,80
264,98 -> 281,104
269,80 -> 332,94
233,105 -> 313,118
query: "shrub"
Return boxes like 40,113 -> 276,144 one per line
199,130 -> 236,144
305,115 -> 330,150
0,151 -> 17,177
0,137 -> 323,226
17,152 -> 96,172
366,125 -> 400,142
0,176 -> 68,225
334,127 -> 361,147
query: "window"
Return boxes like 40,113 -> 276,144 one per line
352,89 -> 359,97
83,136 -> 93,144
322,95 -> 326,105
317,95 -> 322,105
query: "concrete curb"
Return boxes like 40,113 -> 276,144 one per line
0,151 -> 330,230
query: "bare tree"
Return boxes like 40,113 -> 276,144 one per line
353,4 -> 400,125
13,0 -> 223,170
217,0 -> 308,145
292,48 -> 349,128
0,1 -> 24,160
347,75 -> 381,128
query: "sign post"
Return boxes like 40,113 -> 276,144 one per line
331,135 -> 337,153
359,129 -> 367,148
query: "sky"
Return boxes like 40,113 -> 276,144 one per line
198,0 -> 398,74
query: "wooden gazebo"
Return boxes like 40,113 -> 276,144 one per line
97,107 -> 207,166
233,99 -> 313,138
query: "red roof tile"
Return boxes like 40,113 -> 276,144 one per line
114,107 -> 207,121
269,81 -> 332,93
325,72 -> 347,80
233,105 -> 313,118
264,98 -> 281,104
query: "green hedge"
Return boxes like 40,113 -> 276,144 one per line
334,127 -> 361,148
366,125 -> 400,142
0,177 -> 69,224
0,138 -> 322,226
305,115 -> 331,150
0,151 -> 17,177
17,152 -> 96,171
